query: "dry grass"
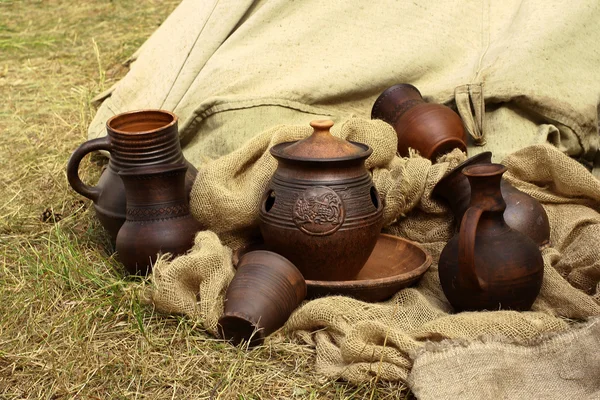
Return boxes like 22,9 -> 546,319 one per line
0,1 -> 410,398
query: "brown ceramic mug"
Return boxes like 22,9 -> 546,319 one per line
66,109 -> 197,240
218,250 -> 306,347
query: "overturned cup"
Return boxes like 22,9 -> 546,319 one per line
218,250 -> 307,347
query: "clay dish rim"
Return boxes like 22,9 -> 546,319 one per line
232,234 -> 432,302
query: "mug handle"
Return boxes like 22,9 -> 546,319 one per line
458,206 -> 488,291
66,136 -> 111,202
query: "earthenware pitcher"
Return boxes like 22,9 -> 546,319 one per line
66,110 -> 197,240
371,84 -> 467,160
259,120 -> 384,281
438,163 -> 544,312
433,152 -> 551,247
115,163 -> 203,275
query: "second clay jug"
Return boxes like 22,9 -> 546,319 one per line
66,110 -> 197,240
438,163 -> 544,312
432,151 -> 550,247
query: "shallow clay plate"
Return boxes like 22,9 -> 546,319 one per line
232,234 -> 432,302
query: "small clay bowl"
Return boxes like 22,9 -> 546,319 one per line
218,250 -> 306,347
233,234 -> 432,302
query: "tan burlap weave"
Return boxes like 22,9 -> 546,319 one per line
149,118 -> 600,385
408,318 -> 600,399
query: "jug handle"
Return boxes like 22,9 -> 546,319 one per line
66,137 -> 111,202
458,206 -> 488,291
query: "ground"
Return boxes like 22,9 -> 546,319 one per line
0,1 -> 408,398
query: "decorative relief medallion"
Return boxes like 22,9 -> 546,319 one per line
293,186 -> 345,236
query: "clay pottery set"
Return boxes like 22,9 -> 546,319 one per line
66,105 -> 547,348
218,250 -> 306,347
66,109 -> 197,240
371,84 -> 467,160
234,234 -> 432,303
259,120 -> 384,281
438,164 -> 544,312
116,163 -> 203,275
433,151 -> 550,247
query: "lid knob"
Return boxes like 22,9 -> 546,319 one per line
310,119 -> 335,134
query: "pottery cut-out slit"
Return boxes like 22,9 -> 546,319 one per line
264,190 -> 276,212
370,186 -> 380,210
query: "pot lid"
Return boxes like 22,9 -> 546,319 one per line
271,120 -> 370,161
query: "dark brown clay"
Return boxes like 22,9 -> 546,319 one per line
438,164 -> 544,312
501,180 -> 551,248
115,163 -> 203,275
66,110 -> 197,240
233,234 -> 432,302
432,151 -> 551,247
259,120 -> 384,281
371,84 -> 467,160
218,250 -> 306,347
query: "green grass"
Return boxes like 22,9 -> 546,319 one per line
0,0 -> 410,398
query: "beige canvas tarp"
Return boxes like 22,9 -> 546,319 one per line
89,0 -> 600,173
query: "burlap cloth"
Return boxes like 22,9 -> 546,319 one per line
408,318 -> 600,399
149,119 -> 600,393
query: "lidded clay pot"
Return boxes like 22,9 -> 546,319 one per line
66,110 -> 197,240
432,151 -> 551,247
438,163 -> 544,312
371,84 -> 467,160
259,120 -> 384,281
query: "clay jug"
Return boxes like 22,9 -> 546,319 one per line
259,120 -> 384,281
371,83 -> 467,160
438,163 -> 544,312
115,163 -> 203,275
432,151 -> 551,247
66,110 -> 197,240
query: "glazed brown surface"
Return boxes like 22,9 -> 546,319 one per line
233,234 -> 432,303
